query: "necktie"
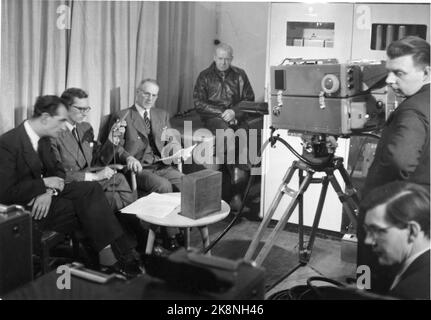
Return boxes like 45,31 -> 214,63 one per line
72,127 -> 80,144
143,110 -> 151,134
37,139 -> 46,175
72,127 -> 86,164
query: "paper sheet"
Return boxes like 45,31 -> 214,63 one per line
120,192 -> 180,218
158,144 -> 197,162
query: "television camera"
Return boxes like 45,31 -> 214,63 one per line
270,59 -> 395,159
245,59 -> 395,266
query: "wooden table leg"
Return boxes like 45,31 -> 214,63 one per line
198,226 -> 211,255
145,227 -> 156,254
184,227 -> 191,250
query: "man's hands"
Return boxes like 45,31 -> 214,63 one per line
221,109 -> 236,123
127,156 -> 142,173
31,192 -> 52,220
43,177 -> 64,191
109,119 -> 127,145
94,167 -> 116,181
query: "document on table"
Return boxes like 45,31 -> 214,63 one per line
120,192 -> 180,218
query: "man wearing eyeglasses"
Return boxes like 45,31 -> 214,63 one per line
359,36 -> 430,294
111,79 -> 185,193
361,182 -> 429,299
108,79 -> 185,251
50,88 -> 136,212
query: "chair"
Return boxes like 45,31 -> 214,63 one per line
39,230 -> 80,274
33,215 -> 82,276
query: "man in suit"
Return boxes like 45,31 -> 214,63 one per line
359,36 -> 430,293
0,95 -> 142,277
51,88 -> 136,212
110,79 -> 185,249
193,43 -> 255,212
361,182 -> 430,299
112,79 -> 184,194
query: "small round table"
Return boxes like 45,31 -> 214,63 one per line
136,193 -> 230,254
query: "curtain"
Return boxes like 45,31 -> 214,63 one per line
66,0 -> 158,135
0,0 -> 159,136
1,0 -> 68,134
157,2 -> 216,116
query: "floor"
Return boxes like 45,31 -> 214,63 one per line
187,211 -> 357,300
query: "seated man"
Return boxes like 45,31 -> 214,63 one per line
361,181 -> 430,299
0,95 -> 142,277
109,78 -> 186,249
193,42 -> 255,211
52,87 -> 136,212
111,79 -> 184,193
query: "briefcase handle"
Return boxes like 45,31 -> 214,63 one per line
0,204 -> 26,215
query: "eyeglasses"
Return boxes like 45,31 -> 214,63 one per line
138,89 -> 158,98
72,106 -> 91,113
363,224 -> 397,239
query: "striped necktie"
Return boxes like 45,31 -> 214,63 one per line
72,127 -> 79,144
143,109 -> 151,134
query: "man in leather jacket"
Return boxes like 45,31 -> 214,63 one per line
193,43 -> 255,126
193,43 -> 255,211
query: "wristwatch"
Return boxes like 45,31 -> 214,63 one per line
46,188 -> 59,196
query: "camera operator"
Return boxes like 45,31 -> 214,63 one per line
359,36 -> 430,293
361,182 -> 430,300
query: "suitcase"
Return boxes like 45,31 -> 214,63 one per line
0,204 -> 33,296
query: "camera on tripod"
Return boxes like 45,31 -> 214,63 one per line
270,59 -> 396,137
269,59 -> 396,160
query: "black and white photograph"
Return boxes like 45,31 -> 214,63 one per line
0,0 -> 429,305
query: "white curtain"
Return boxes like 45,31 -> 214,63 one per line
0,0 -> 159,136
157,2 -> 216,116
1,0 -> 68,134
66,0 -> 159,135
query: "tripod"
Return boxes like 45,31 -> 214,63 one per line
244,156 -> 359,266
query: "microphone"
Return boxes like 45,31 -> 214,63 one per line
110,110 -> 130,146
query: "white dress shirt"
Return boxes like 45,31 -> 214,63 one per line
135,103 -> 150,120
23,120 -> 40,152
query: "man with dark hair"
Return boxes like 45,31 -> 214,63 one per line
359,36 -> 430,293
193,43 -> 255,211
361,181 -> 430,299
53,87 -> 136,212
0,95 -> 142,277
363,36 -> 430,193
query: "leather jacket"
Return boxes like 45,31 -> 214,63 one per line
193,62 -> 255,121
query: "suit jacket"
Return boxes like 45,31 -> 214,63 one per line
389,250 -> 430,300
364,84 -> 430,196
51,122 -> 136,211
51,122 -> 115,183
0,123 -> 63,206
111,105 -> 181,165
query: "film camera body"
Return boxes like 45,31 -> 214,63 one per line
270,59 -> 396,137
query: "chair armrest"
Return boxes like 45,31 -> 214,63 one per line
130,171 -> 137,191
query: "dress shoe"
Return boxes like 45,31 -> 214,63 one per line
152,244 -> 170,257
115,249 -> 144,278
229,194 -> 251,214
